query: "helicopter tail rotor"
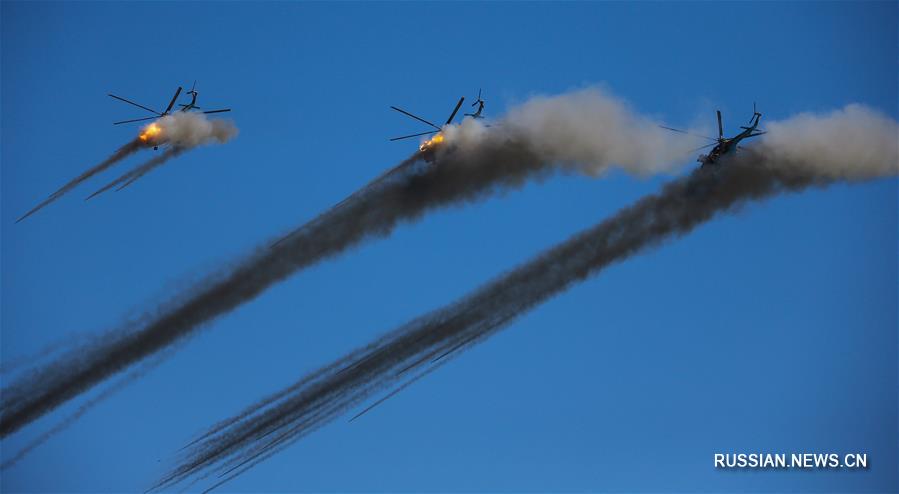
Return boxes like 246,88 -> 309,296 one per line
471,88 -> 483,106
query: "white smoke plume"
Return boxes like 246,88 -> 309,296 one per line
444,87 -> 698,176
445,89 -> 898,182
758,104 -> 899,179
154,112 -> 238,149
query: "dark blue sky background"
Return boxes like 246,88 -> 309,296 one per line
2,2 -> 896,492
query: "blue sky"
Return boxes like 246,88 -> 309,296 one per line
1,2 -> 896,492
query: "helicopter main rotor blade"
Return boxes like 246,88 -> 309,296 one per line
113,115 -> 160,125
108,94 -> 160,116
202,109 -> 231,114
389,130 -> 439,141
390,106 -> 441,130
716,110 -> 723,139
445,96 -> 465,125
688,142 -> 717,153
658,125 -> 717,142
163,86 -> 183,115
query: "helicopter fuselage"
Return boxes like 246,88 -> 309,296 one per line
699,113 -> 763,167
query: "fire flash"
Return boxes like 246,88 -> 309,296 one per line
419,133 -> 444,152
139,122 -> 163,145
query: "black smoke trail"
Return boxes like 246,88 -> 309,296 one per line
156,156 -> 847,490
85,148 -> 183,200
15,139 -> 143,222
0,333 -> 96,377
0,138 -> 554,437
0,353 -> 166,470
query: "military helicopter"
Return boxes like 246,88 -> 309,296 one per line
662,104 -> 766,168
